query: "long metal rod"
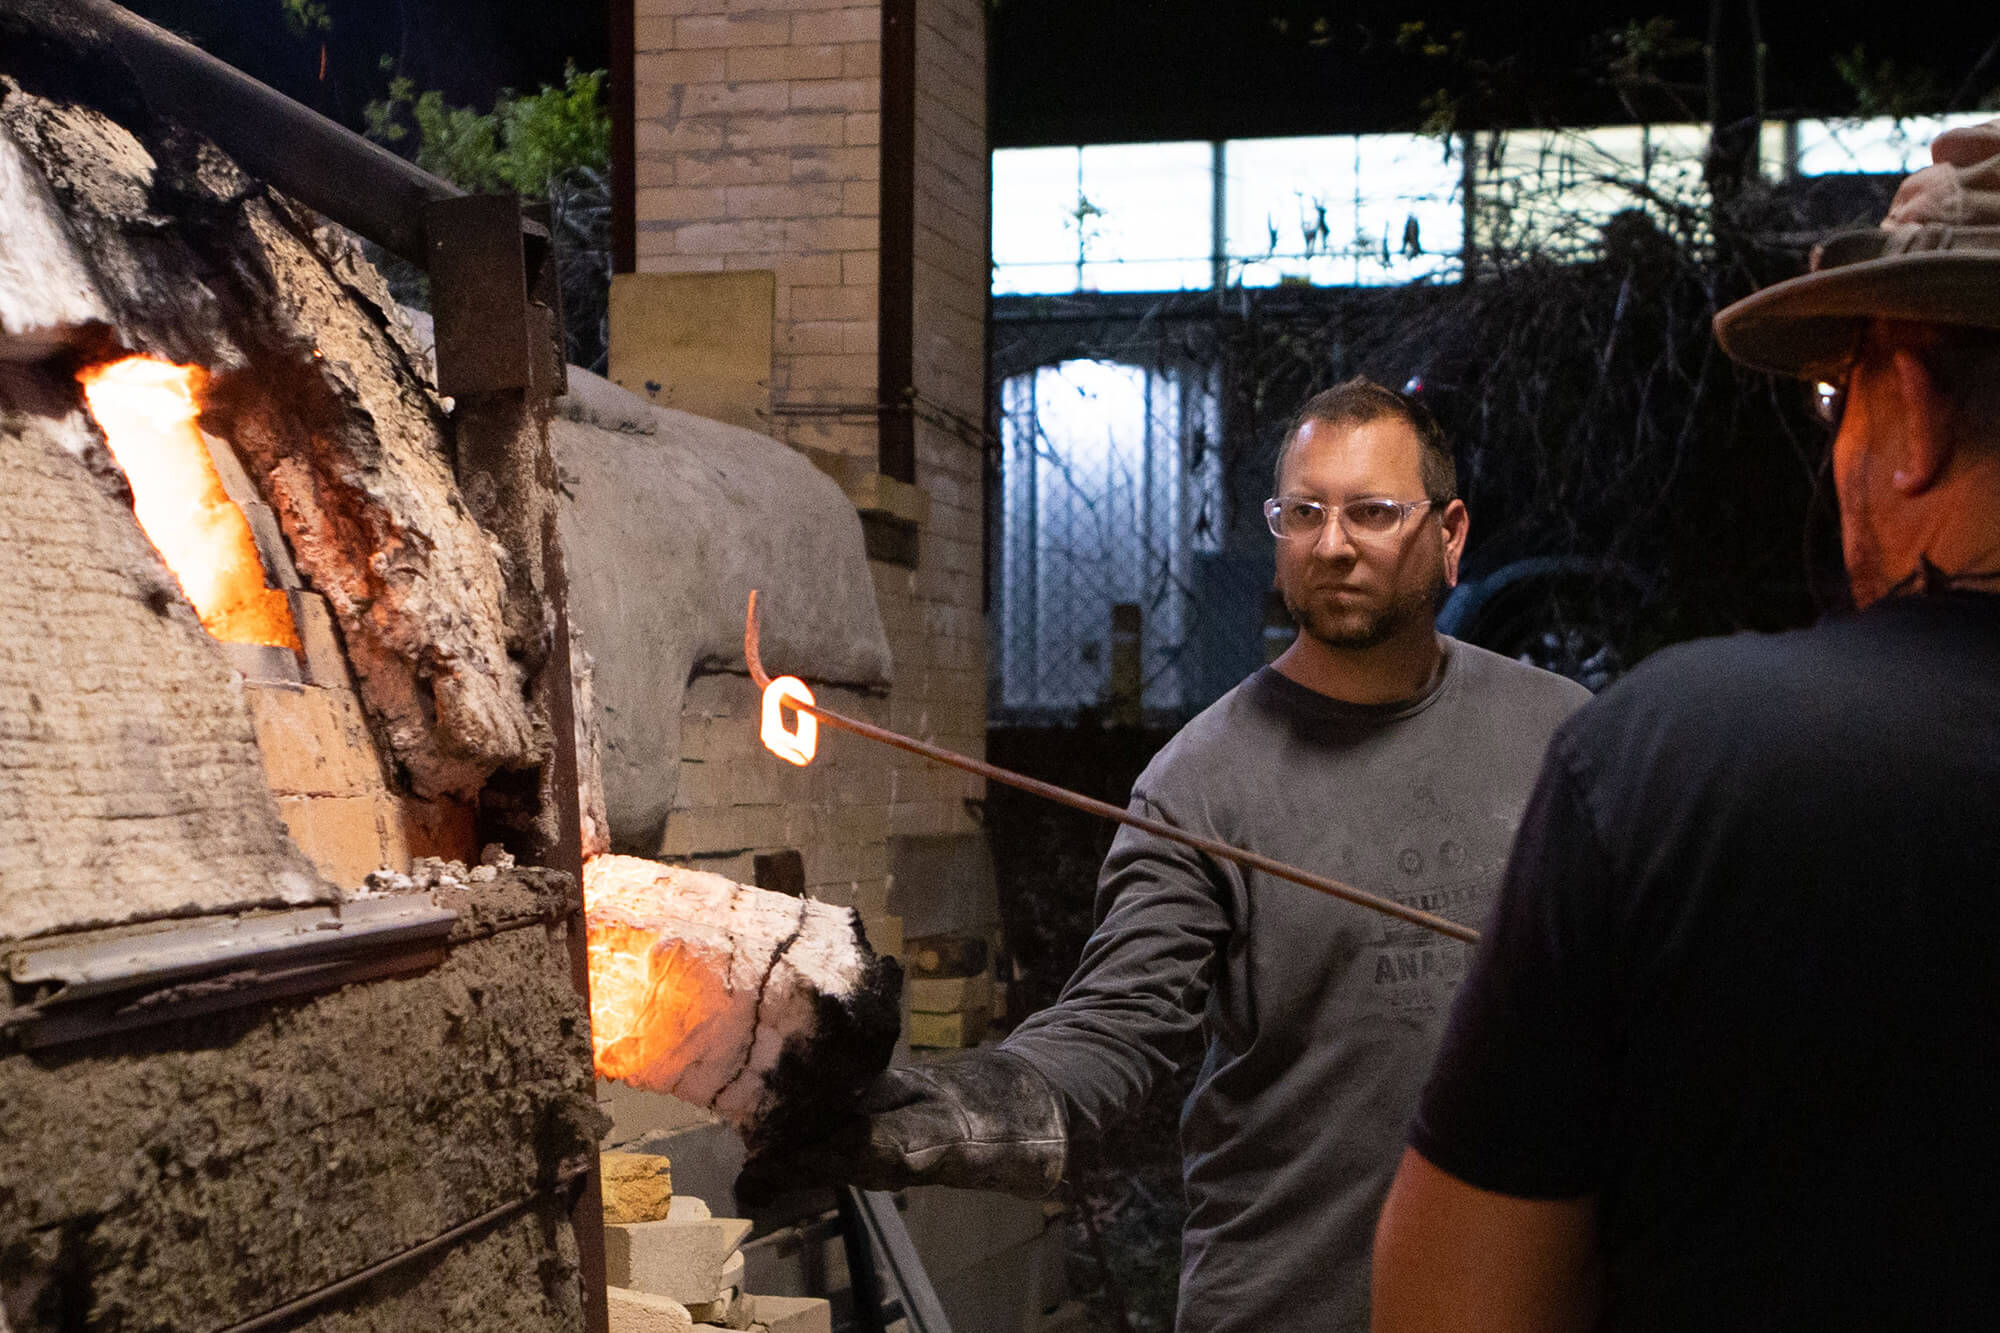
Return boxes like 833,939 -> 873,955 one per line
744,592 -> 1478,945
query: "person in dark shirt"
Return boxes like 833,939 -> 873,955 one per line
1370,120 -> 2000,1331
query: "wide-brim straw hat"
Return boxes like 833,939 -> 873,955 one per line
1714,118 -> 2000,379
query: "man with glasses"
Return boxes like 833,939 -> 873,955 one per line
744,378 -> 1588,1332
1372,122 -> 2000,1330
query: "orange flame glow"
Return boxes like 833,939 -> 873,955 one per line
759,675 -> 818,766
583,855 -> 731,1085
79,357 -> 300,650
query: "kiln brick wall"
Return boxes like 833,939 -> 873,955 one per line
660,672 -> 898,953
884,0 -> 987,842
630,0 -> 989,855
633,0 -> 885,462
0,395 -> 328,942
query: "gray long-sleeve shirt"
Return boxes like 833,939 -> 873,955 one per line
1003,641 -> 1588,1332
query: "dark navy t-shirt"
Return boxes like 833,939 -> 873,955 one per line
1412,593 -> 2000,1330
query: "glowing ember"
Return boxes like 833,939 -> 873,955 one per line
759,675 -> 817,766
583,854 -> 895,1138
78,356 -> 300,650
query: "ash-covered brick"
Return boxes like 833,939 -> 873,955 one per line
0,388 -> 327,941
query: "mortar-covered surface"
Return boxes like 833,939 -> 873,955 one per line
0,41 -> 539,801
0,872 -> 608,1332
0,367 -> 328,942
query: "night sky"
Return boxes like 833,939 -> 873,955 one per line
118,1 -> 1997,146
989,1 -> 2000,145
120,0 -> 609,128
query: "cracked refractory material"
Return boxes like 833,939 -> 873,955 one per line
585,854 -> 900,1153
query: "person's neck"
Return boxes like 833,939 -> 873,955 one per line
1272,621 -> 1444,705
1867,461 -> 2000,603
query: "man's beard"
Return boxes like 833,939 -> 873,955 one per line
1283,561 -> 1450,650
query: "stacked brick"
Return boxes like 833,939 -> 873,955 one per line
633,0 -> 886,462
881,0 -> 989,841
904,931 -> 999,1049
601,1153 -> 832,1333
661,672 -> 902,960
628,0 -> 990,852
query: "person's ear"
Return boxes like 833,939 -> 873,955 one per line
1438,498 -> 1469,587
1889,348 -> 1953,496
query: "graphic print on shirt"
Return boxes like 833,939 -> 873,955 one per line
1364,774 -> 1491,1018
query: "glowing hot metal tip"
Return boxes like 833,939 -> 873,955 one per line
761,675 -> 818,766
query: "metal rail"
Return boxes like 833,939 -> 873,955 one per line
743,592 -> 1480,945
38,0 -> 462,260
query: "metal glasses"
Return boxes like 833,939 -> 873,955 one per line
1263,496 -> 1436,542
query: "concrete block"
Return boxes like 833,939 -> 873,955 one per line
858,912 -> 902,961
888,832 -> 997,938
684,81 -> 789,118
725,43 -> 843,83
601,1152 -> 675,1224
842,41 -> 881,80
907,1007 -> 987,1049
791,78 -> 880,114
674,13 -> 790,47
247,682 -> 384,797
684,1249 -> 744,1320
743,1293 -> 832,1333
274,794 -> 390,889
638,186 -> 730,222
792,8 -> 878,44
726,112 -> 846,152
220,640 -> 301,686
607,1286 -> 695,1333
605,1215 -> 754,1306
908,972 -> 992,1014
844,112 -> 880,147
808,877 -> 888,920
636,49 -> 729,85
610,271 -> 773,433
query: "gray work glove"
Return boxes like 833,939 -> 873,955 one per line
736,1048 -> 1068,1204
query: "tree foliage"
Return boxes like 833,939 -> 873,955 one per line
364,63 -> 609,199
364,65 -> 614,372
278,0 -> 331,38
1832,44 -> 1950,121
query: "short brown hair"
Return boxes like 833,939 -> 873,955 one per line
1274,378 -> 1458,503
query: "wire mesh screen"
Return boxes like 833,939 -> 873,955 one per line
994,358 -> 1268,725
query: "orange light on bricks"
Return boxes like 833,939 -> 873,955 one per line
759,675 -> 818,767
79,356 -> 300,651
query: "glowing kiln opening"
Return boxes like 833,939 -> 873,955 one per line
78,355 -> 301,651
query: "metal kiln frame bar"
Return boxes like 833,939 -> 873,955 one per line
0,899 -> 457,1050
